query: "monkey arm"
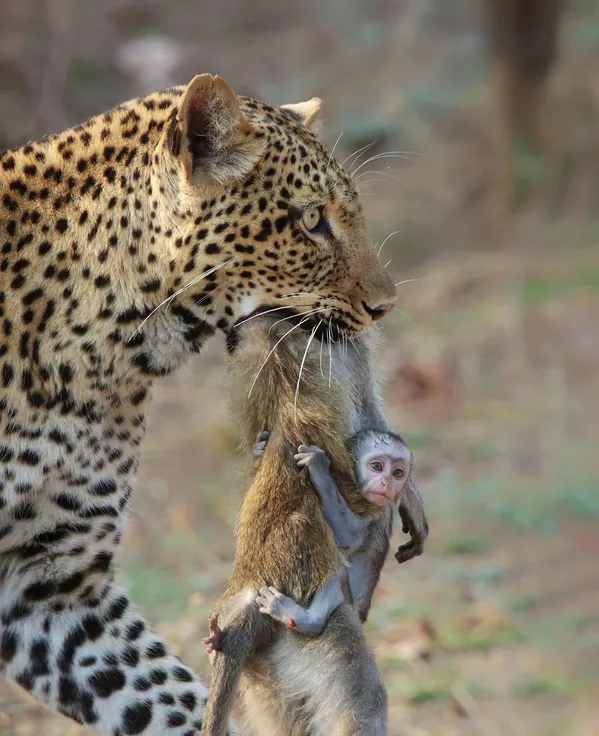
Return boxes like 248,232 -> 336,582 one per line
395,476 -> 429,564
313,475 -> 368,552
294,444 -> 367,551
298,446 -> 368,552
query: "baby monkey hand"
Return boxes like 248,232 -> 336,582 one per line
395,504 -> 428,564
253,430 -> 270,458
294,444 -> 331,479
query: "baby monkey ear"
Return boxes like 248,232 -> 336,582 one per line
280,98 -> 323,134
171,73 -> 265,184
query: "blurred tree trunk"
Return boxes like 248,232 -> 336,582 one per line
0,0 -> 71,144
36,0 -> 72,135
484,0 -> 565,207
0,0 -> 31,145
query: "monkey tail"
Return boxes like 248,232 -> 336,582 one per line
202,623 -> 255,736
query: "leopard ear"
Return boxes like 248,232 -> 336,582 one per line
173,74 -> 264,184
281,98 -> 323,133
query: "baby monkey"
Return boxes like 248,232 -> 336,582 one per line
251,427 -> 425,637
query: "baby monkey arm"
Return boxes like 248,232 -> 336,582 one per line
253,434 -> 368,552
395,476 -> 429,564
294,444 -> 369,553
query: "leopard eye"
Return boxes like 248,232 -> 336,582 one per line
301,206 -> 321,232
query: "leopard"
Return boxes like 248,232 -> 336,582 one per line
0,73 -> 396,735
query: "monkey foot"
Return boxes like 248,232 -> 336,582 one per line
202,613 -> 222,654
256,586 -> 303,629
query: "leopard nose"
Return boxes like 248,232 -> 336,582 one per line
362,301 -> 395,322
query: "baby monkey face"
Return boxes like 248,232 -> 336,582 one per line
360,451 -> 409,506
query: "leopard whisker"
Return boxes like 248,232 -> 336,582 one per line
392,305 -> 411,322
341,139 -> 378,171
395,278 -> 419,287
377,230 -> 401,256
352,150 -> 422,177
130,259 -> 231,340
319,320 -> 325,380
248,313 -> 321,398
276,292 -> 324,301
266,306 -> 330,334
354,169 -> 412,192
326,132 -> 344,178
233,303 -> 312,329
348,336 -> 363,356
328,317 -> 334,388
329,132 -> 343,158
294,321 -> 319,422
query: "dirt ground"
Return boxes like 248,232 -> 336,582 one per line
1,1 -> 599,734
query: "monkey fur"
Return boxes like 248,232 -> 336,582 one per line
202,316 -> 415,735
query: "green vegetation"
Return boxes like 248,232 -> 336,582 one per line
443,533 -> 489,555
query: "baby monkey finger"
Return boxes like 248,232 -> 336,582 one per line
294,453 -> 313,467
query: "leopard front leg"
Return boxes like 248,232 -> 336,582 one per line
0,547 -> 240,735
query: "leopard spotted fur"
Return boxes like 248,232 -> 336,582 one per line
0,73 -> 396,735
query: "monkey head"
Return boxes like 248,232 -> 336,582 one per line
352,430 -> 411,507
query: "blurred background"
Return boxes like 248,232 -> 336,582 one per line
1,0 -> 598,733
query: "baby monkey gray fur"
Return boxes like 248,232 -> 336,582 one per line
254,429 -> 428,637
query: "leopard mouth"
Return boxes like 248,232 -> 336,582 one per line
226,304 -> 355,354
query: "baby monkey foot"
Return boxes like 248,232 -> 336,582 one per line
253,430 -> 270,458
256,586 -> 304,631
202,613 -> 222,656
294,444 -> 331,475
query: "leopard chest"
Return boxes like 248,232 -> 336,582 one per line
0,405 -> 144,556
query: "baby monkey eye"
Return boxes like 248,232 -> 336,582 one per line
369,461 -> 383,473
301,206 -> 322,232
393,468 -> 405,479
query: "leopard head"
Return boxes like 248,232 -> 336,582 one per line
155,74 -> 397,343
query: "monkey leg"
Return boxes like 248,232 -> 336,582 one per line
203,589 -> 275,736
256,572 -> 345,636
239,673 -> 309,736
267,603 -> 388,735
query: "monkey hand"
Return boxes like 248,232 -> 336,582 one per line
395,538 -> 424,564
294,444 -> 331,478
253,430 -> 270,458
202,613 -> 222,660
395,505 -> 428,565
